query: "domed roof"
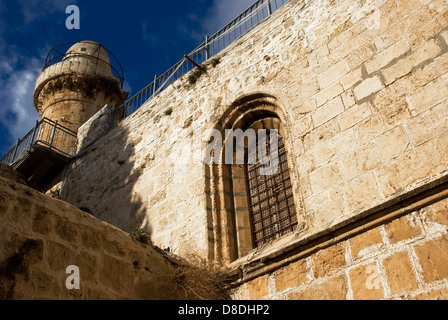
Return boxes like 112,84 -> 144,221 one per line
63,40 -> 111,65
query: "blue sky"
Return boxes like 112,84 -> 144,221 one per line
0,0 -> 254,156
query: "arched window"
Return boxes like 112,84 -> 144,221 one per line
205,94 -> 305,264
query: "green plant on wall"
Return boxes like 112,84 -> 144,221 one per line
50,189 -> 61,198
131,228 -> 150,244
211,57 -> 221,67
188,68 -> 205,85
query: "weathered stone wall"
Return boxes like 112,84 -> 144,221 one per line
58,0 -> 448,299
0,164 -> 27,186
76,104 -> 115,152
0,176 -> 182,300
229,180 -> 448,299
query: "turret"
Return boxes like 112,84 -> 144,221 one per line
33,40 -> 126,133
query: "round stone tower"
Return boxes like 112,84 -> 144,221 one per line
33,41 -> 126,133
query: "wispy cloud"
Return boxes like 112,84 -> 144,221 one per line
0,0 -> 77,151
123,80 -> 132,95
185,0 -> 256,43
17,0 -> 77,24
141,22 -> 161,47
201,0 -> 256,36
0,55 -> 41,149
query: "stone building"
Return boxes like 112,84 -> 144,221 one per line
1,0 -> 448,299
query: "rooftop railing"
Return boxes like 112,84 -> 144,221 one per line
43,41 -> 125,87
1,0 -> 291,164
1,118 -> 77,166
114,0 -> 291,122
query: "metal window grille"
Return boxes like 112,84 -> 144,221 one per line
246,131 -> 297,247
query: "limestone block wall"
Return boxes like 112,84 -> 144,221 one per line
61,0 -> 448,276
0,176 -> 182,300
230,181 -> 448,299
76,104 -> 115,152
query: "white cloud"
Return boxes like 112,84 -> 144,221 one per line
185,0 -> 260,44
17,0 -> 78,24
0,56 -> 16,74
0,56 -> 41,147
202,0 -> 257,36
0,0 -> 77,152
123,80 -> 132,95
141,22 -> 161,47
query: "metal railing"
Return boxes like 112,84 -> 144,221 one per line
43,41 -> 125,87
114,0 -> 291,122
1,0 -> 292,165
1,118 -> 77,165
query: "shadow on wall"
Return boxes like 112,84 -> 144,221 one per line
61,106 -> 151,236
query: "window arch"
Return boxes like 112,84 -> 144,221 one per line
205,93 -> 306,264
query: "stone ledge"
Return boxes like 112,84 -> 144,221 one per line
228,172 -> 448,287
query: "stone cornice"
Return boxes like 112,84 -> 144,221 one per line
33,59 -> 123,113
